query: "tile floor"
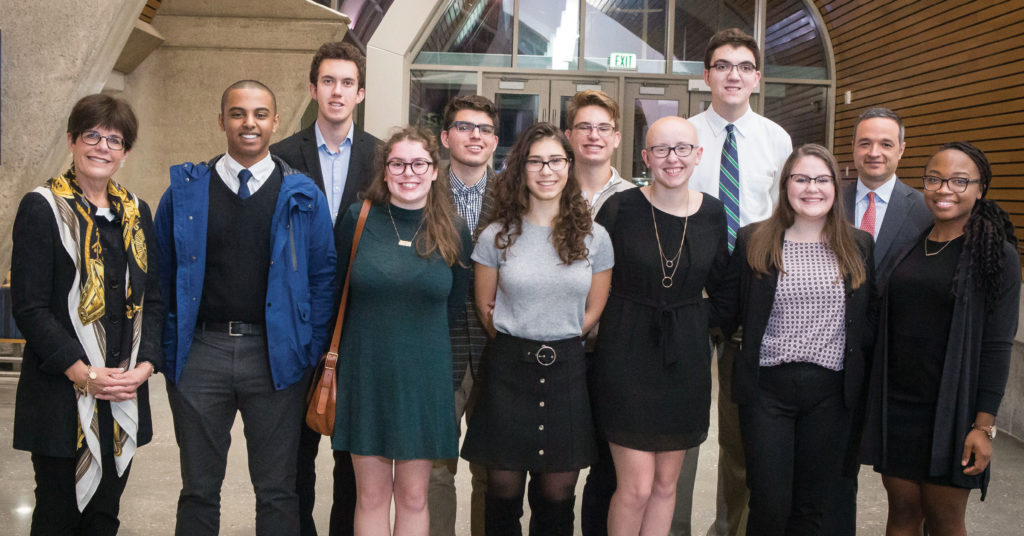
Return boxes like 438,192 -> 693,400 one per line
2,362 -> 1023,535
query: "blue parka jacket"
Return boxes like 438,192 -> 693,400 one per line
154,155 -> 337,390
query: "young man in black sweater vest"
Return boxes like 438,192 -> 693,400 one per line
156,80 -> 336,536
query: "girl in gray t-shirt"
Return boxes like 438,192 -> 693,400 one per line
460,122 -> 612,534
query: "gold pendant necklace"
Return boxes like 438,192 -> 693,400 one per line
924,237 -> 955,257
650,193 -> 689,289
387,203 -> 424,247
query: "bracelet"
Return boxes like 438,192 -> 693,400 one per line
74,365 -> 95,397
970,424 -> 995,440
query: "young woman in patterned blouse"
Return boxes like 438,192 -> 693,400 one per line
727,144 -> 875,535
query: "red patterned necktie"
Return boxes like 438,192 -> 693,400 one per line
860,192 -> 876,238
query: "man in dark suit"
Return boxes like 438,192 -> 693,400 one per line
270,41 -> 381,536
427,95 -> 499,536
844,107 -> 933,285
824,106 -> 932,535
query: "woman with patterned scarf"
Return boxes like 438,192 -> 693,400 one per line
11,94 -> 164,535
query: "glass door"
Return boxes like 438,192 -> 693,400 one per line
550,79 -> 619,132
484,76 -> 618,168
622,81 -> 691,185
483,76 -> 550,167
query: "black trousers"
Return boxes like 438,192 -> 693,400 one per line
820,470 -> 857,535
580,439 -> 615,536
739,363 -> 851,536
31,452 -> 131,536
296,422 -> 356,536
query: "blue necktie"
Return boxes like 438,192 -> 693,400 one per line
719,124 -> 740,252
237,168 -> 252,200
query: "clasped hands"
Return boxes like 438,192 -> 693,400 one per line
65,360 -> 154,401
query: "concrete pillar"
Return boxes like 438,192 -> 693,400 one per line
364,0 -> 442,139
117,0 -> 350,205
0,0 -> 351,276
0,0 -> 147,274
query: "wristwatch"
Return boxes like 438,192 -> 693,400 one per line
972,422 -> 997,440
74,365 -> 97,397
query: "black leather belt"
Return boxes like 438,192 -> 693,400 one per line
199,321 -> 265,337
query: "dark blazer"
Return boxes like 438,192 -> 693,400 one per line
842,178 -> 932,286
271,123 -> 381,238
11,192 -> 164,457
444,165 -> 497,388
861,234 -> 1020,497
729,224 -> 876,410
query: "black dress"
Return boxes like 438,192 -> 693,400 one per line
877,234 -> 967,484
591,188 -> 731,451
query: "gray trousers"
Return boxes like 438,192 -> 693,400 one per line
167,330 -> 309,536
428,362 -> 487,536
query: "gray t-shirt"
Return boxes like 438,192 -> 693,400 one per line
473,219 -> 614,341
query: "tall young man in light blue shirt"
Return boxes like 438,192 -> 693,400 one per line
271,41 -> 381,536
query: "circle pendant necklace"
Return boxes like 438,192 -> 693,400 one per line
651,193 -> 689,288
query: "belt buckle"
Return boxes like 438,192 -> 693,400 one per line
228,321 -> 244,337
535,344 -> 556,366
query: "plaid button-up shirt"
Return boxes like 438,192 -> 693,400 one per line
447,167 -> 494,390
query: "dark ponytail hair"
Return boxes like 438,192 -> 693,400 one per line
936,142 -> 1018,308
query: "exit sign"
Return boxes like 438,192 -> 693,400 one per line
608,52 -> 637,71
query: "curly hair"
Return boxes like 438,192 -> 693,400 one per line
487,122 -> 592,264
935,142 -> 1018,309
363,126 -> 464,266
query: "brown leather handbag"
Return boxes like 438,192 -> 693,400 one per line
305,199 -> 371,436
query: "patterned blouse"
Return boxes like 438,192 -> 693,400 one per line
759,241 -> 847,371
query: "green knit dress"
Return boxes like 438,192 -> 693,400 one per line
331,202 -> 472,460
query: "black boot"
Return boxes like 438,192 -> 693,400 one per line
529,495 -> 575,536
485,493 -> 524,536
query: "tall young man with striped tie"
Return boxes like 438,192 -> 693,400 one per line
682,28 -> 792,536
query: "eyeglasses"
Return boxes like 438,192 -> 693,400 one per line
572,123 -> 616,136
648,144 -> 698,158
789,174 -> 834,186
710,61 -> 757,76
525,157 -> 569,172
80,130 -> 126,151
387,159 -> 433,175
449,121 -> 496,136
922,175 -> 980,192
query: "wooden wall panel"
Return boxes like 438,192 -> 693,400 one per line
139,0 -> 162,23
813,0 -> 1024,259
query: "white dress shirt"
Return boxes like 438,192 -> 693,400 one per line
690,106 -> 792,226
216,152 -> 276,195
854,175 -> 898,237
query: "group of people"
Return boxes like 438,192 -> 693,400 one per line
10,27 -> 1019,536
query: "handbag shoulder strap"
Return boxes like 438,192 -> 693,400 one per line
327,199 -> 372,354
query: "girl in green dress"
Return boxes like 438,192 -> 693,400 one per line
332,126 -> 472,535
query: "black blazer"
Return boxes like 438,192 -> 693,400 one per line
729,224 -> 876,410
11,192 -> 164,457
842,178 -> 932,286
271,123 -> 381,240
